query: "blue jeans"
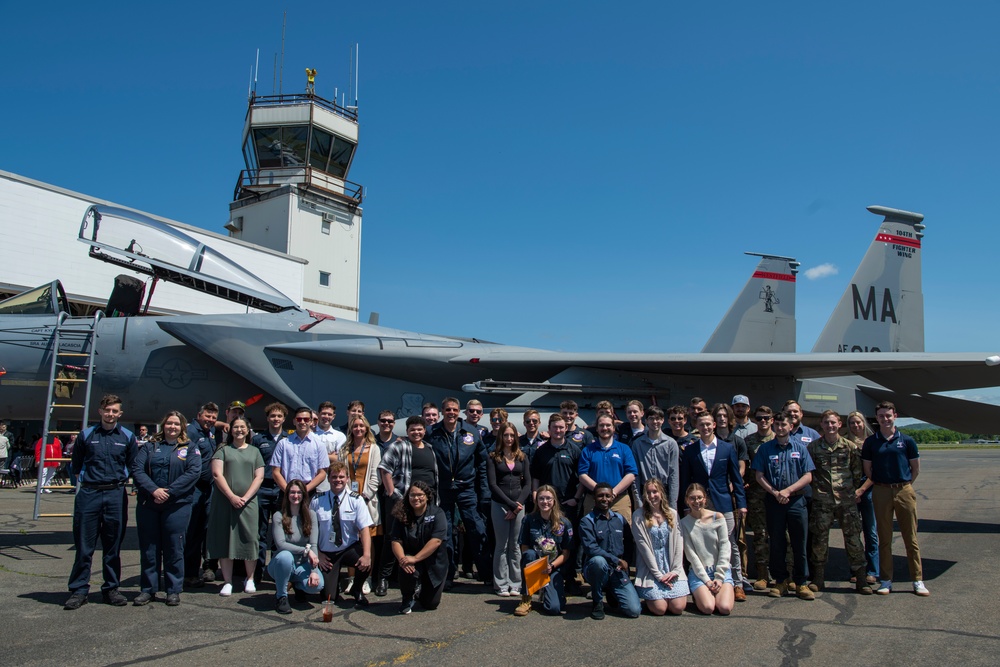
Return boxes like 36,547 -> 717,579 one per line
583,556 -> 641,618
857,487 -> 879,578
521,549 -> 565,615
267,550 -> 323,599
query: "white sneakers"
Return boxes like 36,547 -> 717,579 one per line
219,583 -> 233,597
912,581 -> 930,596
244,580 -> 256,594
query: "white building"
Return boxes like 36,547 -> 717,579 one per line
0,91 -> 365,319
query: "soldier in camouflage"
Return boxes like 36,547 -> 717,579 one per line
807,410 -> 873,595
743,406 -> 775,590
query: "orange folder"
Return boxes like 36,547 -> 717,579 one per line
523,556 -> 551,595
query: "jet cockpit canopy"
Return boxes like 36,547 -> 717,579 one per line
78,205 -> 299,313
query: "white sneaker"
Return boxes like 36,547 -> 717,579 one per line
244,580 -> 256,594
362,579 -> 371,595
219,583 -> 233,597
912,581 -> 930,597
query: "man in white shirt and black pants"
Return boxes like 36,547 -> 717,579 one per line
311,460 -> 374,607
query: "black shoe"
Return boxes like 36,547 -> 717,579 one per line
64,593 -> 88,611
184,576 -> 205,589
375,579 -> 388,597
591,600 -> 605,620
354,593 -> 370,608
293,588 -> 308,603
133,592 -> 153,606
399,600 -> 414,615
165,593 -> 180,606
276,596 -> 292,614
102,589 -> 127,606
461,569 -> 475,579
202,569 -> 217,583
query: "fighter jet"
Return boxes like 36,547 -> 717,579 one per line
0,204 -> 997,432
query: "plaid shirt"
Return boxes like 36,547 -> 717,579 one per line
378,439 -> 438,500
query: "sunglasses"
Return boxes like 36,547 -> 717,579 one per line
379,418 -> 395,424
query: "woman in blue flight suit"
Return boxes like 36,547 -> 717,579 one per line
131,411 -> 201,606
513,484 -> 573,616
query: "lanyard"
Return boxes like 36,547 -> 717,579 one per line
349,442 -> 368,479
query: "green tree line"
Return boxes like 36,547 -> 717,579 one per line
899,428 -> 1000,444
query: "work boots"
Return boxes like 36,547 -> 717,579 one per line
513,594 -> 532,616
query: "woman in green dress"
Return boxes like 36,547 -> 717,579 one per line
207,416 -> 265,596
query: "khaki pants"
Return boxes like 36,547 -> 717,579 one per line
872,483 -> 922,582
582,492 -> 633,524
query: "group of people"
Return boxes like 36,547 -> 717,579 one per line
60,391 -> 930,620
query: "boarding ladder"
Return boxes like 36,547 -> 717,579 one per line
33,311 -> 103,519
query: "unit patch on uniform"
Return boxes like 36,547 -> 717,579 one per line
176,447 -> 188,460
462,433 -> 475,445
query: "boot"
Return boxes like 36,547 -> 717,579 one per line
854,569 -> 873,595
808,566 -> 824,593
513,594 -> 532,616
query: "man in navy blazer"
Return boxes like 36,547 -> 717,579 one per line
680,412 -> 748,600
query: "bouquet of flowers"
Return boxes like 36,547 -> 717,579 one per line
537,536 -> 558,560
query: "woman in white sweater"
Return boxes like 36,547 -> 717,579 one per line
679,483 -> 735,615
632,478 -> 689,615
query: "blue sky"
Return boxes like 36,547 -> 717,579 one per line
4,1 -> 999,362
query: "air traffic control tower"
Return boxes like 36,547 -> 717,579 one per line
227,85 -> 363,320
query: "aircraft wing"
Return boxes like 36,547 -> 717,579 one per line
450,351 -> 1000,394
858,385 -> 1000,433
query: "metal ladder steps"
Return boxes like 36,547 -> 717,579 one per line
50,404 -> 86,409
56,352 -> 92,357
52,378 -> 89,383
38,513 -> 72,518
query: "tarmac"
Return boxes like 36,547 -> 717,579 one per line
2,449 -> 998,667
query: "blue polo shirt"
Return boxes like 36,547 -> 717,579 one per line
751,439 -> 815,492
861,429 -> 919,484
578,439 -> 639,488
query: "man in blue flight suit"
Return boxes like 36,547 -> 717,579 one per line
251,401 -> 288,581
64,394 -> 138,610
427,396 -> 489,585
184,402 -> 218,587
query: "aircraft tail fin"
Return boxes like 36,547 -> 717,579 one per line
701,253 -> 799,353
811,205 -> 925,354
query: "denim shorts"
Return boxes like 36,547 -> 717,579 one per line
688,566 -> 733,592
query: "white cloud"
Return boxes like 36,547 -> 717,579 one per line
804,263 -> 838,280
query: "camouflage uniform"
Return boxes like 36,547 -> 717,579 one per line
807,435 -> 867,586
743,431 -> 772,583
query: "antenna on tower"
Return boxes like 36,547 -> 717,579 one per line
354,43 -> 359,108
278,11 -> 286,95
348,44 -> 353,106
254,48 -> 259,93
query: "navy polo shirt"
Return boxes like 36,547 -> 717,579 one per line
861,429 -> 919,484
751,439 -> 815,491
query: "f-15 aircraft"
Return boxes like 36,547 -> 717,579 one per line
0,204 -> 997,432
